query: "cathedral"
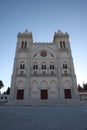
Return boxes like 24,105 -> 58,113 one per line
10,29 -> 79,104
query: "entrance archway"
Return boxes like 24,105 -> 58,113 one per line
41,90 -> 48,99
63,80 -> 72,99
40,81 -> 48,100
64,89 -> 72,99
17,90 -> 24,99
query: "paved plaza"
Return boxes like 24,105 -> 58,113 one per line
0,105 -> 87,130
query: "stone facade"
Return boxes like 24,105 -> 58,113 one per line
10,29 -> 79,103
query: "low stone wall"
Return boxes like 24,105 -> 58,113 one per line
0,94 -> 9,103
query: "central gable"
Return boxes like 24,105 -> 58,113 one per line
31,44 -> 55,59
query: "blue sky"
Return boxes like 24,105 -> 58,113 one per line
0,0 -> 87,92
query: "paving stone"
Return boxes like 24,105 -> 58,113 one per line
0,105 -> 87,130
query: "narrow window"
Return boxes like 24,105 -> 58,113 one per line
20,64 -> 22,69
60,41 -> 62,48
25,41 -> 27,48
65,64 -> 67,69
33,64 -> 38,70
21,41 -> 24,48
50,65 -> 51,70
44,65 -> 46,70
22,64 -> 25,69
36,65 -> 38,70
63,64 -> 64,69
63,41 -> 66,48
52,65 -> 54,69
63,63 -> 67,69
42,65 -> 44,70
41,63 -> 46,70
20,63 -> 25,69
50,64 -> 54,70
33,65 -> 35,70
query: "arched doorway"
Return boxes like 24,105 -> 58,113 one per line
40,81 -> 48,100
64,80 -> 72,99
64,89 -> 71,99
16,80 -> 24,99
41,90 -> 48,99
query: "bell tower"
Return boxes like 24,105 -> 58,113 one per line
10,30 -> 33,100
53,30 -> 79,100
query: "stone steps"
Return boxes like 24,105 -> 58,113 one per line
5,99 -> 84,106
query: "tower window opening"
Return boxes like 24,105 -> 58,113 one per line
20,63 -> 25,69
21,41 -> 24,48
63,63 -> 67,69
60,41 -> 62,48
60,41 -> 66,49
21,41 -> 27,48
63,41 -> 66,48
25,41 -> 27,48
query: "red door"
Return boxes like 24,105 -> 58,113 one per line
64,89 -> 72,99
17,90 -> 24,99
41,90 -> 48,99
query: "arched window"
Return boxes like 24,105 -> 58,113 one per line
50,62 -> 55,70
21,41 -> 24,48
36,65 -> 38,70
21,41 -> 27,48
41,63 -> 46,70
60,41 -> 66,49
60,41 -> 62,48
25,41 -> 27,48
50,64 -> 54,70
20,63 -> 25,69
63,63 -> 67,69
33,65 -> 35,70
41,65 -> 43,70
63,41 -> 66,48
33,63 -> 38,70
22,64 -> 25,69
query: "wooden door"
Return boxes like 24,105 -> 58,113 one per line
17,90 -> 24,99
64,89 -> 72,99
41,90 -> 48,99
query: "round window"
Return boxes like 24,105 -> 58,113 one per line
40,50 -> 47,57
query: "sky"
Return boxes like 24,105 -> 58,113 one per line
0,0 -> 87,93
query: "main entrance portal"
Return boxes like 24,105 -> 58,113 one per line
41,90 -> 48,99
17,90 -> 24,99
64,89 -> 72,99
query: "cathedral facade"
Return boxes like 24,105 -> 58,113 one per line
10,29 -> 79,103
